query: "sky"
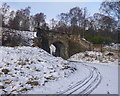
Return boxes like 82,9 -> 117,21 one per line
0,1 -> 103,22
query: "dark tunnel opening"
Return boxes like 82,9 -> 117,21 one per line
50,41 -> 64,57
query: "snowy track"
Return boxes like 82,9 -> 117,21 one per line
58,61 -> 102,95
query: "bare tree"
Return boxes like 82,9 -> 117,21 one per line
8,10 -> 15,29
33,13 -> 46,29
100,0 -> 120,20
20,6 -> 31,31
0,3 -> 10,27
50,18 -> 58,29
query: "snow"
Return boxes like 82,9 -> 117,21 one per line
68,44 -> 119,94
3,28 -> 37,39
69,51 -> 118,65
103,43 -> 120,51
81,38 -> 91,44
27,62 -> 89,94
84,62 -> 118,94
2,28 -> 37,46
50,44 -> 56,55
28,60 -> 118,94
0,44 -> 119,94
0,46 -> 76,94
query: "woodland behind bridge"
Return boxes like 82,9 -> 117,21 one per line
0,1 -> 119,46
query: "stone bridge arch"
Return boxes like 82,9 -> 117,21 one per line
49,39 -> 69,59
36,28 -> 92,59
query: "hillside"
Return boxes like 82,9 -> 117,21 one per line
0,46 -> 76,94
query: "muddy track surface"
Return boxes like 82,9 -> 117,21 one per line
57,61 -> 102,95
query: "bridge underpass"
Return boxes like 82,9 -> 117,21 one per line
36,28 -> 93,59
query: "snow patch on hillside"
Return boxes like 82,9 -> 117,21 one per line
103,43 -> 120,51
2,28 -> 37,46
0,46 -> 76,94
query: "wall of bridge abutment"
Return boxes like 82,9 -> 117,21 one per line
0,27 -> 2,46
0,14 -> 2,46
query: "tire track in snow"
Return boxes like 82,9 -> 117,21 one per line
78,67 -> 102,94
57,61 -> 102,95
58,66 -> 94,94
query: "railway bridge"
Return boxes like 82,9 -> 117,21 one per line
36,28 -> 92,59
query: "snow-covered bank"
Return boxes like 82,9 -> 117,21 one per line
0,46 -> 76,94
69,51 -> 118,65
2,28 -> 37,46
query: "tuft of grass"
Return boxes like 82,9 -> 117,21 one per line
26,81 -> 40,86
37,59 -> 42,62
45,75 -> 56,80
0,86 -> 4,89
18,88 -> 29,92
18,62 -> 27,65
2,69 -> 10,74
84,53 -> 89,57
62,66 -> 71,70
106,52 -> 114,56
